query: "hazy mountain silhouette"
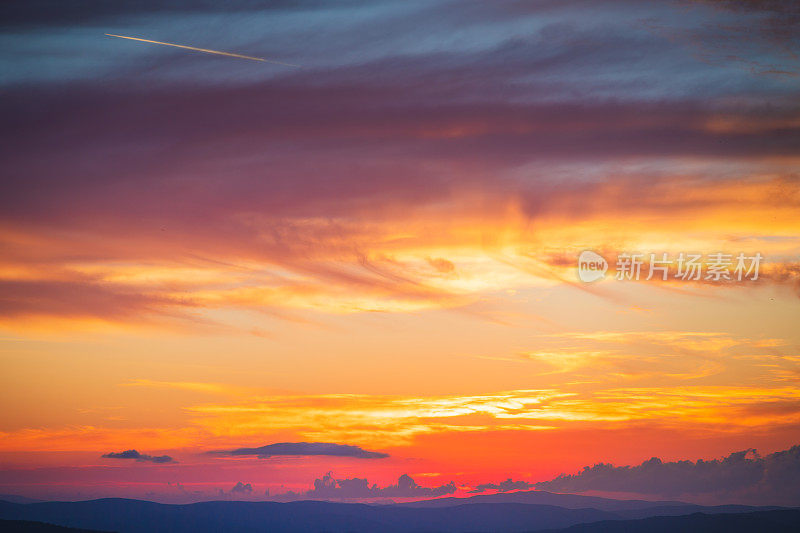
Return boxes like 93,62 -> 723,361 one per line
542,509 -> 800,533
0,499 -> 620,532
0,497 -> 795,533
400,489 -> 688,510
0,519 -> 111,532
0,495 -> 44,504
401,489 -> 785,518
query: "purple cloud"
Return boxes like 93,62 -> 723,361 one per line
102,449 -> 175,464
469,478 -> 534,493
277,472 -> 456,500
213,442 -> 389,459
535,444 -> 800,505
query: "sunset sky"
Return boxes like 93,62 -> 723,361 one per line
1,0 -> 799,505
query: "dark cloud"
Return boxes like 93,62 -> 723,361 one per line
0,0 -> 797,325
229,481 -> 253,494
278,472 -> 456,500
695,0 -> 800,14
102,450 -> 175,464
2,8 -> 798,237
536,444 -> 800,505
669,1 -> 800,76
469,478 -> 534,493
0,0 -> 352,29
3,79 -> 799,226
212,442 -> 388,459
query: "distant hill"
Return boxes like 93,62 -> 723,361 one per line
0,495 -> 44,504
0,499 -> 618,533
0,519 -> 112,532
0,497 -> 793,533
542,509 -> 800,533
400,490 -> 785,519
399,490 -> 688,511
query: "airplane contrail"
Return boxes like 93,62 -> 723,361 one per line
105,33 -> 300,67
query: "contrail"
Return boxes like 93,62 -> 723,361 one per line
105,33 -> 300,67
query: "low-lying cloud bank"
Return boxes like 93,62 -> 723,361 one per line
102,449 -> 174,464
536,444 -> 800,505
278,472 -> 456,501
469,478 -> 534,493
211,442 -> 389,459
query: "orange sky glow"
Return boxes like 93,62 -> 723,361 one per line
1,0 -> 799,505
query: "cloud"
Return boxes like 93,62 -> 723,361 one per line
516,331 -> 794,379
101,449 -> 175,464
229,481 -> 253,494
279,472 -> 456,500
469,478 -> 534,493
183,385 -> 800,449
664,0 -> 800,76
0,0 -> 336,29
0,279 -> 194,321
0,0 -> 798,333
211,442 -> 389,459
535,444 -> 800,505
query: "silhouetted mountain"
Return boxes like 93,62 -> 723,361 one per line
400,490 -> 688,510
0,498 -> 793,532
402,490 -> 786,518
0,519 -> 112,532
541,509 -> 800,533
613,503 -> 786,520
0,499 -> 618,532
0,495 -> 44,504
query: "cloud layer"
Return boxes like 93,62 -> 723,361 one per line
469,478 -> 534,493
1,0 -> 799,507
278,472 -> 456,500
212,442 -> 389,459
1,0 -> 799,330
536,444 -> 800,505
102,450 -> 175,464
